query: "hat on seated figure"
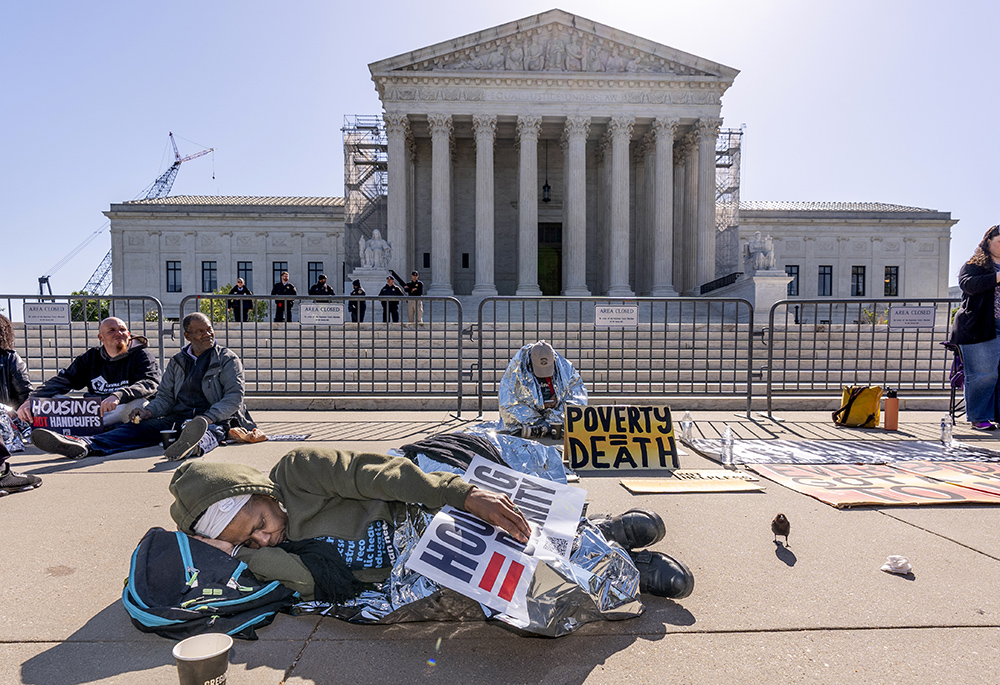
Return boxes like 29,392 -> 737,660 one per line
530,341 -> 555,378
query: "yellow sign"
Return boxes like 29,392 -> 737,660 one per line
564,405 -> 677,470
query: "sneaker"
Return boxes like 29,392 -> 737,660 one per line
629,550 -> 695,599
593,509 -> 667,550
0,463 -> 42,495
971,421 -> 996,431
165,416 -> 209,461
31,429 -> 89,459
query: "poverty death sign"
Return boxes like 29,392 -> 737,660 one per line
30,397 -> 105,436
564,405 -> 678,470
406,455 -> 586,624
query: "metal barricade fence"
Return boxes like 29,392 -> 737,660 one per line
178,294 -> 465,411
765,298 -> 960,417
0,294 -> 166,390
474,297 -> 755,416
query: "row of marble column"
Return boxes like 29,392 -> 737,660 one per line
384,112 -> 722,297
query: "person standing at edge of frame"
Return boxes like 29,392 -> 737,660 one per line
951,224 -> 1000,431
271,271 -> 297,323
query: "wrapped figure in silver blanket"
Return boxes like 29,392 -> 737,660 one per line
499,341 -> 588,436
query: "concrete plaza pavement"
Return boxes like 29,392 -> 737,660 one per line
4,409 -> 1000,684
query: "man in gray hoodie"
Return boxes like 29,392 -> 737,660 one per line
31,312 -> 253,460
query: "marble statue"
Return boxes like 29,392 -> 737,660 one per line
746,231 -> 776,272
360,229 -> 392,270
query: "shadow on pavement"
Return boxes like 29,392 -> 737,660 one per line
775,541 -> 797,566
20,602 -> 301,685
290,608 -> 679,684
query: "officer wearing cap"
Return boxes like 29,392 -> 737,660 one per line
308,274 -> 336,303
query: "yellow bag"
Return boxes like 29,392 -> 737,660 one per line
832,386 -> 882,428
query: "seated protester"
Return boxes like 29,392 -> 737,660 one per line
17,317 -> 160,428
0,313 -> 40,495
31,312 -> 254,461
168,447 -> 692,611
498,340 -> 587,437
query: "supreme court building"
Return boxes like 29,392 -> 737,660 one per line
371,9 -> 737,297
108,9 -> 955,307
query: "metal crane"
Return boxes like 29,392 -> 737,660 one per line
39,133 -> 214,296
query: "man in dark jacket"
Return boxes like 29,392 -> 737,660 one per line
227,278 -> 253,322
308,274 -> 336,302
379,276 -> 404,323
403,270 -> 424,323
17,317 -> 160,427
348,280 -> 366,323
271,271 -> 297,323
31,313 -> 254,461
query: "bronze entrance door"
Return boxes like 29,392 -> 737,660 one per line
537,223 -> 562,296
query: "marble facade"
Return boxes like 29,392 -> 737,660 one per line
370,9 -> 739,297
738,202 -> 957,299
106,196 -> 344,315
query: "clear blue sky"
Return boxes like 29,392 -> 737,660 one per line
2,0 -> 995,295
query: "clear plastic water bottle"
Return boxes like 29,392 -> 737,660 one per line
940,415 -> 953,446
679,411 -> 694,442
721,424 -> 735,465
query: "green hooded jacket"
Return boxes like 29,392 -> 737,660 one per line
169,447 -> 474,598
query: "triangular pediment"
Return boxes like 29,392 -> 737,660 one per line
369,9 -> 738,80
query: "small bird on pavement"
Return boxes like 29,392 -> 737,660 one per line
771,513 -> 790,546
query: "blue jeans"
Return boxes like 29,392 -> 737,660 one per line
960,321 -> 1000,423
86,414 -> 222,456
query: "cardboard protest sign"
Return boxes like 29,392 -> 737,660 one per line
748,462 -> 1000,508
620,470 -> 763,494
685,438 -> 1000,465
406,456 -> 586,623
564,405 -> 677,470
890,461 -> 1000,498
30,397 -> 105,436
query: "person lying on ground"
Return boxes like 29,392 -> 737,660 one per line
166,446 -> 693,614
17,316 -> 160,426
31,312 -> 255,461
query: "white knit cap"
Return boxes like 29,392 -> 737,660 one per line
193,494 -> 252,539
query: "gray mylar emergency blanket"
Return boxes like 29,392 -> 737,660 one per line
498,343 -> 588,430
294,428 -> 643,637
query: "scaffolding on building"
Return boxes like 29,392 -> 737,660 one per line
715,126 -> 743,232
342,115 -> 388,270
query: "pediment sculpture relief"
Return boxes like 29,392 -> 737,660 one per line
402,25 -> 711,76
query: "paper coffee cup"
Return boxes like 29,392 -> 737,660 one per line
172,633 -> 233,685
160,430 -> 179,449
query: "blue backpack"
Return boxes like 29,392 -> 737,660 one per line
122,527 -> 298,640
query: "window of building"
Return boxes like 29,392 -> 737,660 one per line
785,265 -> 799,296
884,266 -> 899,297
166,261 -> 182,293
237,261 -> 253,291
308,262 -> 324,288
462,253 -> 470,269
272,262 -> 288,286
851,265 -> 866,297
202,261 -> 218,293
423,253 -> 430,269
818,265 -> 832,297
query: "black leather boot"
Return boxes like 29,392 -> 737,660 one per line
593,508 -> 666,550
629,550 -> 694,599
